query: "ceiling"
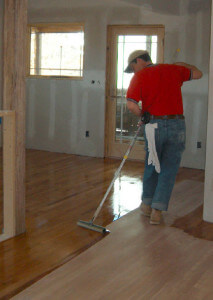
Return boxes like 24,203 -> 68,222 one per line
28,0 -> 210,16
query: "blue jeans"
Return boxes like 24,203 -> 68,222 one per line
142,119 -> 186,211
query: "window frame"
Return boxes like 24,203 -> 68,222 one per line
27,23 -> 85,80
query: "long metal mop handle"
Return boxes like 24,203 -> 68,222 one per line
91,125 -> 142,223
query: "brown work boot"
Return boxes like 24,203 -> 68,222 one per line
150,208 -> 162,225
141,203 -> 152,217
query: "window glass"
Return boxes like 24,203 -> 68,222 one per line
116,34 -> 159,141
29,24 -> 84,78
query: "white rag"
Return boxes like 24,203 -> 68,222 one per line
145,123 -> 160,173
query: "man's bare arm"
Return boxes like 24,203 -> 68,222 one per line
174,62 -> 203,80
126,100 -> 141,117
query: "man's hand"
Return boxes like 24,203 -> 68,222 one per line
138,120 -> 143,127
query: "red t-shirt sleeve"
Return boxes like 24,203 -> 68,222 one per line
126,74 -> 142,103
176,65 -> 192,83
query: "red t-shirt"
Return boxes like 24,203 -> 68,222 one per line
126,64 -> 191,115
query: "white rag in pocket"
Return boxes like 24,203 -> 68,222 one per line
145,123 -> 160,173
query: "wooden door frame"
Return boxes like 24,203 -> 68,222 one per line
104,24 -> 165,159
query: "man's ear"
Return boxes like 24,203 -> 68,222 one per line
139,58 -> 146,66
136,58 -> 140,64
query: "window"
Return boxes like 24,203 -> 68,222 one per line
105,25 -> 165,159
28,23 -> 84,78
117,35 -> 158,90
115,30 -> 164,142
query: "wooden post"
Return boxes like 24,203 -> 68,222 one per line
0,111 -> 16,242
3,0 -> 28,235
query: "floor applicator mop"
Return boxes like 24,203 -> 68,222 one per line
77,124 -> 142,233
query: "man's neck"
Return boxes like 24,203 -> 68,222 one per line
145,61 -> 153,67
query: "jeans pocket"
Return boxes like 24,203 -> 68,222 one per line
168,121 -> 186,157
178,130 -> 186,152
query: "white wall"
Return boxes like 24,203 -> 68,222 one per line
27,0 -> 211,168
203,0 -> 213,223
27,8 -> 107,157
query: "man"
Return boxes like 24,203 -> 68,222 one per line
125,50 -> 202,225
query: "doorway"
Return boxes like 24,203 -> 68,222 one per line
105,25 -> 165,160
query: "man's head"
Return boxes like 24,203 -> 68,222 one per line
124,50 -> 152,73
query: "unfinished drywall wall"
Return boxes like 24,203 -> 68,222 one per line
27,0 -> 210,168
204,1 -> 213,223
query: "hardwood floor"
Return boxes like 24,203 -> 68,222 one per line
0,150 -> 144,299
13,208 -> 213,300
172,205 -> 213,240
0,150 -> 206,299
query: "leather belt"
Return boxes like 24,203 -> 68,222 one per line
150,114 -> 184,120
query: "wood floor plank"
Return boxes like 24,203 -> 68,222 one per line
0,149 -> 207,299
0,150 -> 143,299
13,196 -> 213,300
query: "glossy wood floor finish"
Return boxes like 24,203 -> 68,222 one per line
0,150 -> 206,299
13,207 -> 213,300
